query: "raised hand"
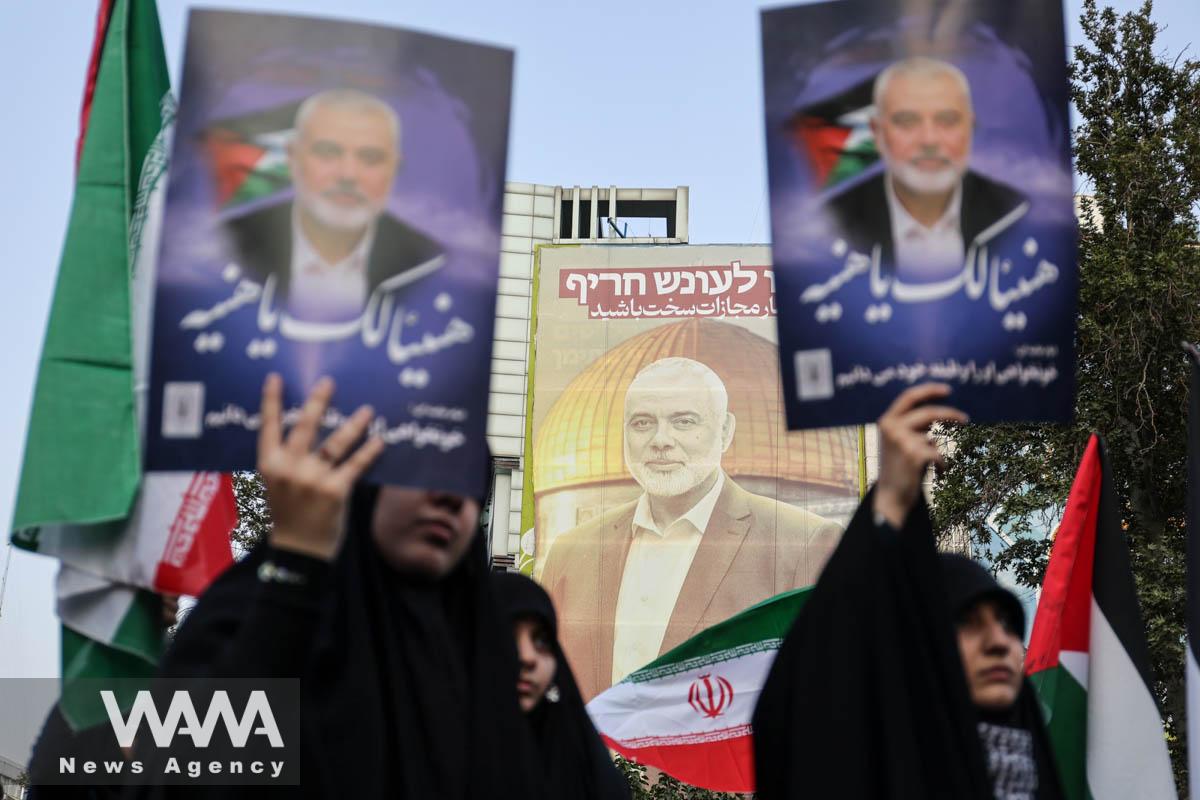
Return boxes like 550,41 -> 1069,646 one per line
873,383 -> 968,529
257,374 -> 385,561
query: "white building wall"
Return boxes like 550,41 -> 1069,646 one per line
486,183 -> 690,562
486,183 -> 557,558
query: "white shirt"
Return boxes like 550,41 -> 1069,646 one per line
611,471 -> 726,684
288,209 -> 375,322
885,175 -> 964,281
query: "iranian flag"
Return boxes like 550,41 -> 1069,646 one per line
1025,434 -> 1175,799
11,0 -> 234,729
588,587 -> 812,793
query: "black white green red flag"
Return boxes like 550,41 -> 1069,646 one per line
1184,344 -> 1200,798
1025,434 -> 1175,799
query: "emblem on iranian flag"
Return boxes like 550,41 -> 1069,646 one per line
687,674 -> 734,719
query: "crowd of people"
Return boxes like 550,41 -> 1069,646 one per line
25,377 -> 1061,799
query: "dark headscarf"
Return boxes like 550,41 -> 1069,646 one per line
491,572 -> 630,800
157,482 -> 546,800
752,490 -> 1064,800
939,553 -> 1062,800
939,553 -> 1027,637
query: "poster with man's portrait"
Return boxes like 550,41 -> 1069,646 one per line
145,11 -> 512,495
761,0 -> 1077,429
526,244 -> 863,701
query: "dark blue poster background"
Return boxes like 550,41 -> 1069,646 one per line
146,11 -> 512,495
761,0 -> 1077,429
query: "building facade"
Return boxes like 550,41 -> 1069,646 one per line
484,184 -> 693,568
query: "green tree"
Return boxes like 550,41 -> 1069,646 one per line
613,756 -> 745,799
615,756 -> 653,800
231,471 -> 271,552
931,0 -> 1200,790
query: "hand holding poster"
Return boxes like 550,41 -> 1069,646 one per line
145,11 -> 512,495
761,0 -> 1077,428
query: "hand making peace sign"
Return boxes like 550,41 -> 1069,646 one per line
257,374 -> 385,561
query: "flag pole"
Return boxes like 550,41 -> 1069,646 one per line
0,542 -> 13,621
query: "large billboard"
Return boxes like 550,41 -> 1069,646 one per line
526,244 -> 863,701
761,0 -> 1077,429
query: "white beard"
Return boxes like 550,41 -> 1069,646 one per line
878,140 -> 966,196
888,160 -> 962,194
625,435 -> 724,498
294,173 -> 384,231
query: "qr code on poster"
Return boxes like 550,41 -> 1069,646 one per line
794,349 -> 834,401
162,382 -> 204,438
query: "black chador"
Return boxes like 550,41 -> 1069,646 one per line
492,572 -> 629,800
752,492 -> 1063,800
156,484 -> 546,799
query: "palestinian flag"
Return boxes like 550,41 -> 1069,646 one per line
1184,344 -> 1200,797
200,101 -> 299,210
588,587 -> 812,793
12,0 -> 235,729
787,77 -> 878,190
1025,434 -> 1175,800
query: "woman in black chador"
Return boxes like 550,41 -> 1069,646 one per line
492,571 -> 630,800
156,375 -> 545,799
753,383 -> 1064,800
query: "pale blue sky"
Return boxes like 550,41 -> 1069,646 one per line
0,0 -> 1192,762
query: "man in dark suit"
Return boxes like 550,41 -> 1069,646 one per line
825,57 -> 1028,281
226,88 -> 444,322
539,357 -> 842,701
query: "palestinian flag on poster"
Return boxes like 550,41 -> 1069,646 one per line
588,587 -> 812,793
200,101 -> 299,210
1025,434 -> 1175,800
787,77 -> 878,190
11,0 -> 236,729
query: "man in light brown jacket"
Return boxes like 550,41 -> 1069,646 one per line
540,357 -> 842,702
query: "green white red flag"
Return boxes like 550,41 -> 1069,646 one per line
11,0 -> 235,728
1025,434 -> 1175,799
588,587 -> 812,793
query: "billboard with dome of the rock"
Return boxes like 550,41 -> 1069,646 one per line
524,243 -> 863,701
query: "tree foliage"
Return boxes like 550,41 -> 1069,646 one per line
931,0 -> 1200,789
613,756 -> 741,799
231,471 -> 271,553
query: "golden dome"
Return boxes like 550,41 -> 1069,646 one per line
532,319 -> 859,494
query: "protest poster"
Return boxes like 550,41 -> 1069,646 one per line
761,0 -> 1077,428
145,10 -> 512,494
525,244 -> 863,701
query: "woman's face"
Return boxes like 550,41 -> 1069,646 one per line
513,616 -> 557,713
370,487 -> 480,578
956,598 -> 1024,712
